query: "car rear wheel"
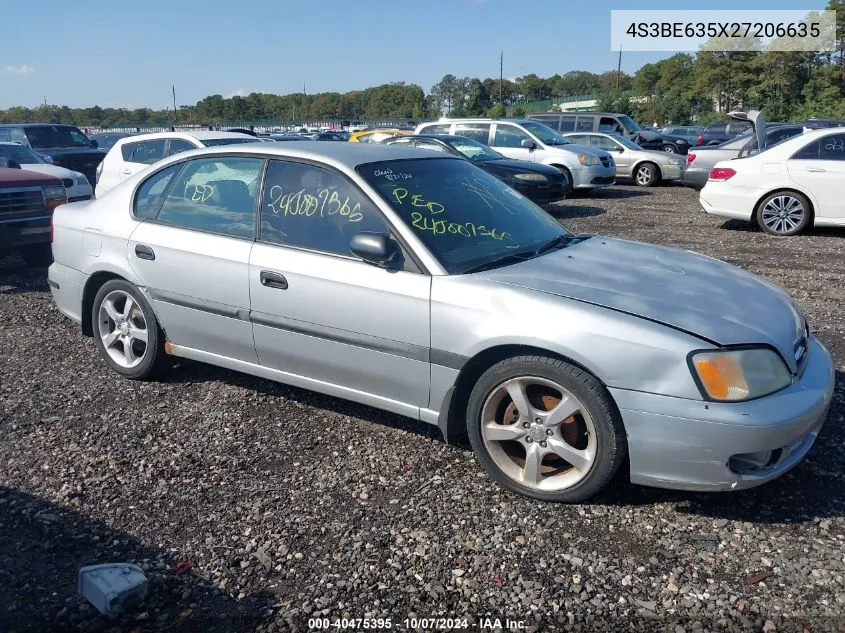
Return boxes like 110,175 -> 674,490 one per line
466,355 -> 626,502
661,144 -> 677,153
92,279 -> 169,379
18,244 -> 53,267
634,163 -> 660,187
756,191 -> 811,236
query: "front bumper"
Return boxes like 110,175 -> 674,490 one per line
610,336 -> 834,491
0,215 -> 52,249
660,164 -> 684,181
571,164 -> 616,190
680,166 -> 709,188
48,262 -> 87,324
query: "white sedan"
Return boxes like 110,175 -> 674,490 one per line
95,130 -> 261,197
0,141 -> 93,201
699,127 -> 845,236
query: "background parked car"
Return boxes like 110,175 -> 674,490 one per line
0,164 -> 67,266
683,125 -> 812,189
527,112 -> 691,154
0,123 -> 106,186
385,134 -> 568,202
415,118 -> 614,194
661,126 -> 703,146
88,132 -> 137,151
95,131 -> 261,196
563,132 -> 686,187
0,142 -> 92,201
697,121 -> 753,146
349,129 -> 411,143
700,126 -> 845,235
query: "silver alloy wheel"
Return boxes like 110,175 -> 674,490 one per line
761,195 -> 805,234
662,145 -> 675,153
97,290 -> 149,369
635,165 -> 654,185
480,376 -> 597,491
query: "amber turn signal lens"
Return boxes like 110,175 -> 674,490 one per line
694,355 -> 749,400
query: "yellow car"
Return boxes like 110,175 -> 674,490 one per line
348,129 -> 412,143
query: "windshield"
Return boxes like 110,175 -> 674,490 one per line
24,125 -> 93,149
200,137 -> 262,147
358,158 -> 569,274
520,122 -> 572,146
611,135 -> 642,150
0,144 -> 45,164
449,138 -> 504,162
617,115 -> 641,132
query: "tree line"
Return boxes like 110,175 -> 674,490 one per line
1,0 -> 841,128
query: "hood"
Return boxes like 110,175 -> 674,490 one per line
478,237 -> 805,370
0,166 -> 62,187
20,163 -> 82,180
36,147 -> 107,158
483,158 -> 562,175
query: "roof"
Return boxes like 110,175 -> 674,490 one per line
160,140 -> 460,169
113,130 -> 257,143
0,167 -> 62,187
0,123 -> 81,129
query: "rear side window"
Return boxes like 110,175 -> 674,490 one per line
155,157 -> 264,238
531,117 -> 560,131
419,124 -> 451,135
453,123 -> 490,143
576,117 -> 594,132
560,116 -> 576,132
820,134 -> 845,160
133,163 -> 183,220
166,139 -> 197,157
0,130 -> 10,141
129,140 -> 166,165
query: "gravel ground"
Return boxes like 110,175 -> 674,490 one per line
1,183 -> 843,633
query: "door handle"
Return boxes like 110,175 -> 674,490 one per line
807,167 -> 826,173
134,244 -> 155,261
121,168 -> 132,174
260,270 -> 288,290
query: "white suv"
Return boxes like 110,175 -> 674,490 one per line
414,118 -> 615,193
95,131 -> 261,197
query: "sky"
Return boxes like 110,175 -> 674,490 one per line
0,0 -> 829,110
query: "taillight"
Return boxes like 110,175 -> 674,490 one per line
687,152 -> 696,165
708,167 -> 736,181
697,135 -> 703,145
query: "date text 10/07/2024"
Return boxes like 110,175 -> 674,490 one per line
306,617 -> 527,631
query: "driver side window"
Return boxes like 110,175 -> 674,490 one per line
493,124 -> 531,148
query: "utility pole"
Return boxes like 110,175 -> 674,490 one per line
172,85 -> 178,126
499,51 -> 504,104
616,46 -> 622,91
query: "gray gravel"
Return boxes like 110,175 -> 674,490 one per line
1,183 -> 843,633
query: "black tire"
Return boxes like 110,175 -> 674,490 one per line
755,191 -> 812,236
661,144 -> 678,153
91,279 -> 170,379
553,166 -> 573,198
633,162 -> 660,187
466,355 -> 626,503
18,243 -> 53,267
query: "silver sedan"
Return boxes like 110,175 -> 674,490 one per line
564,132 -> 687,187
48,142 -> 834,502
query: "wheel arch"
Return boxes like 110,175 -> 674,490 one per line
438,343 -> 619,444
81,271 -> 127,336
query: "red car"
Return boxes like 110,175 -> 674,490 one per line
0,165 -> 67,266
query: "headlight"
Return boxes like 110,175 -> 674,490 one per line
513,173 -> 548,182
690,347 -> 791,402
77,175 -> 89,186
44,185 -> 66,201
577,154 -> 600,166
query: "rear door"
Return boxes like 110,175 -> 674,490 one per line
119,139 -> 167,183
127,155 -> 265,362
453,122 -> 491,145
787,133 -> 845,221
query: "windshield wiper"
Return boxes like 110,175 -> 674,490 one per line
461,250 -> 537,274
533,233 -> 575,256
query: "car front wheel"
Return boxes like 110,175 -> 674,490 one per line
92,279 -> 169,379
466,355 -> 626,502
634,163 -> 659,187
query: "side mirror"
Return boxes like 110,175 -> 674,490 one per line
350,232 -> 398,267
520,139 -> 537,150
90,139 -> 99,148
0,158 -> 21,169
613,146 -> 624,152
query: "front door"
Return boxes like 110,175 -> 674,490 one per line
127,155 -> 265,362
249,159 -> 431,415
491,123 -> 537,162
787,133 -> 845,222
